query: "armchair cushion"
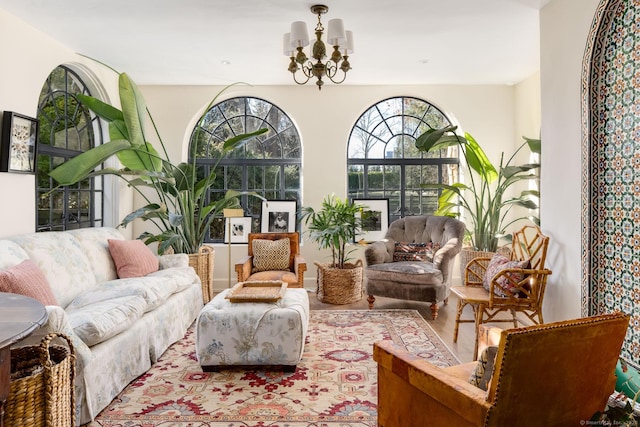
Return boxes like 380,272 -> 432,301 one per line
483,253 -> 530,297
252,238 -> 291,272
469,345 -> 498,390
393,242 -> 440,263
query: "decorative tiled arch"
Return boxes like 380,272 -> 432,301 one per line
582,0 -> 639,367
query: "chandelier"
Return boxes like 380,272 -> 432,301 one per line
283,5 -> 354,90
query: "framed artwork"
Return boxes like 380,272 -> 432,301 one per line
224,217 -> 252,243
1,111 -> 39,174
353,198 -> 389,242
260,200 -> 297,233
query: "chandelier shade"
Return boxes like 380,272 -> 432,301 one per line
283,4 -> 354,90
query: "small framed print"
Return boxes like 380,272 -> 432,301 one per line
353,198 -> 389,242
1,111 -> 39,173
225,217 -> 252,244
260,200 -> 297,233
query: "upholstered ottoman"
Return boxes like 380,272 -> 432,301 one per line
195,287 -> 309,371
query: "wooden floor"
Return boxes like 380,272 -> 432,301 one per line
308,290 -> 479,363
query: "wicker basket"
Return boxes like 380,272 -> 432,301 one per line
458,249 -> 495,282
314,260 -> 364,305
189,245 -> 215,304
6,333 -> 76,427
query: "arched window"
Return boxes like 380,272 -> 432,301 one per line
190,97 -> 302,242
347,96 -> 457,223
36,66 -> 104,231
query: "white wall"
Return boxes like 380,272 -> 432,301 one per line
540,0 -> 601,321
140,84 -> 518,289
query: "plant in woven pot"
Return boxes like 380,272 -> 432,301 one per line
415,125 -> 541,275
300,194 -> 365,305
48,72 -> 267,302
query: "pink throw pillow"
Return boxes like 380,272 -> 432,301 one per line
108,239 -> 159,278
0,260 -> 58,305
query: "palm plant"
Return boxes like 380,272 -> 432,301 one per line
49,72 -> 267,254
300,194 -> 364,269
415,125 -> 540,252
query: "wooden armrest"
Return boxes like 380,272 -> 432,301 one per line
234,255 -> 253,281
373,340 -> 490,425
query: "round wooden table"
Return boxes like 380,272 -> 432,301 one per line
0,292 -> 48,427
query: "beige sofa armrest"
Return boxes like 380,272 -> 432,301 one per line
374,340 -> 490,426
14,305 -> 94,371
157,253 -> 189,269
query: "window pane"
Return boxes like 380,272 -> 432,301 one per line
190,97 -> 302,242
346,96 -> 456,220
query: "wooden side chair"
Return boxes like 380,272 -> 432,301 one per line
374,313 -> 630,427
234,232 -> 306,288
451,225 -> 551,359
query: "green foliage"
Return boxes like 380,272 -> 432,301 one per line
48,72 -> 267,254
415,125 -> 540,252
300,194 -> 364,269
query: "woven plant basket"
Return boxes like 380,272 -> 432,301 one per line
314,259 -> 364,305
459,249 -> 495,282
6,333 -> 76,427
189,245 -> 215,304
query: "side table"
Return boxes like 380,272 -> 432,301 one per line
0,292 -> 48,427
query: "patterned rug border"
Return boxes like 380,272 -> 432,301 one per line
90,308 -> 458,427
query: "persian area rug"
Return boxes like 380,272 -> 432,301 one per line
90,309 -> 458,427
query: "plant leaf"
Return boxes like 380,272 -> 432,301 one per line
118,73 -> 146,147
77,94 -> 124,122
49,139 -> 132,185
222,128 -> 269,151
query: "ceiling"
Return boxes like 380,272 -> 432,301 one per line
0,0 -> 550,86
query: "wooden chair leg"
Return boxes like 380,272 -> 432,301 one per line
473,304 -> 485,360
510,308 -> 518,328
453,299 -> 464,343
430,302 -> 439,320
367,295 -> 375,309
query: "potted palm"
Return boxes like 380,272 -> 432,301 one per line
415,125 -> 540,268
49,72 -> 267,301
300,194 -> 365,304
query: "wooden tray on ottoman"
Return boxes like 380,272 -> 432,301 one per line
226,281 -> 288,303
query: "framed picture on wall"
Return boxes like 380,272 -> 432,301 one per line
260,200 -> 297,233
1,111 -> 39,174
353,198 -> 389,242
224,217 -> 252,244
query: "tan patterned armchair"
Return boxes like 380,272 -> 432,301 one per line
234,232 -> 306,288
374,313 -> 630,427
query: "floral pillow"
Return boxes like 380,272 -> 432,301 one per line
483,253 -> 531,297
393,242 -> 441,263
469,345 -> 498,390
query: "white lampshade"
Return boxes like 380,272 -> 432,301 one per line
327,18 -> 346,46
290,21 -> 309,48
340,30 -> 354,54
283,33 -> 294,56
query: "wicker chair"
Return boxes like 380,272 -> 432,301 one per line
234,232 -> 306,288
451,224 -> 551,359
374,313 -> 630,427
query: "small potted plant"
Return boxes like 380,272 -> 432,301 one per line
300,194 -> 365,304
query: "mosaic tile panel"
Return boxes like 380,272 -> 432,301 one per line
584,0 -> 640,368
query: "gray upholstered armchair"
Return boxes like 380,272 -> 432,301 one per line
365,215 -> 465,319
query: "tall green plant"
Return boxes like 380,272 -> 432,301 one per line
49,72 -> 267,254
415,125 -> 540,252
300,195 -> 364,269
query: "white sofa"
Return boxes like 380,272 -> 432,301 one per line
0,227 -> 203,424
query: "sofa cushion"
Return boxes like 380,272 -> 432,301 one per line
67,276 -> 178,313
469,345 -> 498,390
244,270 -> 299,287
0,260 -> 58,305
366,261 -> 443,286
108,239 -> 159,278
67,295 -> 148,346
68,227 -> 124,283
0,240 -> 30,270
8,232 -> 97,308
483,253 -> 531,297
146,266 -> 200,293
252,238 -> 290,272
393,242 -> 440,263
